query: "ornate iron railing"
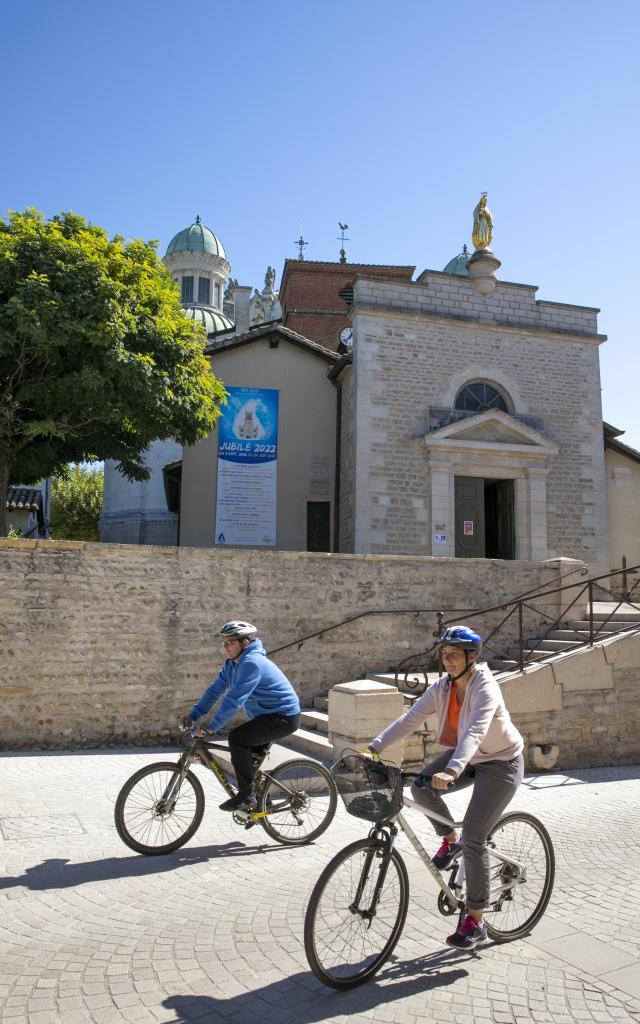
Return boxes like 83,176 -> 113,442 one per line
394,562 -> 640,695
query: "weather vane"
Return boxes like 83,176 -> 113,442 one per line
294,230 -> 308,260
338,222 -> 349,264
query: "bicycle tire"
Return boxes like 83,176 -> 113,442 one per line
258,758 -> 337,846
114,761 -> 205,855
484,811 -> 555,941
304,838 -> 410,989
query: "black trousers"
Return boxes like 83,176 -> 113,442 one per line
228,712 -> 301,796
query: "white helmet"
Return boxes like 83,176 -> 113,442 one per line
215,620 -> 258,640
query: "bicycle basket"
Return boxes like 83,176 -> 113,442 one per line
331,751 -> 404,822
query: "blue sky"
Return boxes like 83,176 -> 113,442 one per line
2,0 -> 639,446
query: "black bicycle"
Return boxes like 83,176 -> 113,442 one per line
114,724 -> 337,854
304,752 -> 555,989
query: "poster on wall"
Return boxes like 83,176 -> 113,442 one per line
215,387 -> 279,546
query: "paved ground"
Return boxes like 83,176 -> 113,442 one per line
1,748 -> 640,1024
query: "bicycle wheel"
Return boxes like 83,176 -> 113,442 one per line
258,758 -> 337,846
304,838 -> 410,989
114,761 -> 205,855
485,811 -> 555,941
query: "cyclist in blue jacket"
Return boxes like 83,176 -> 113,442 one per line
184,620 -> 301,812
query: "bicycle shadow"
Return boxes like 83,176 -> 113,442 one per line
162,956 -> 470,1023
0,841 -> 286,892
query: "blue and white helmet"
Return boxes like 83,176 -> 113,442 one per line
437,625 -> 483,654
215,620 -> 258,640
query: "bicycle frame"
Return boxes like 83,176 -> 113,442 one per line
374,795 -> 528,914
168,737 -> 304,823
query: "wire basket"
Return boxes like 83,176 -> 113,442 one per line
331,751 -> 404,822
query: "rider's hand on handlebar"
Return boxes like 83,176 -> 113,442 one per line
194,727 -> 213,738
431,771 -> 456,791
365,745 -> 380,760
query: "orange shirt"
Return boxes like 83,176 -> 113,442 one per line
448,684 -> 462,733
437,683 -> 462,748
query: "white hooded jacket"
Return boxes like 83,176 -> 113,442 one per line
370,661 -> 523,777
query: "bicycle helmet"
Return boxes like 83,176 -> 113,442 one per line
437,625 -> 483,654
215,620 -> 258,640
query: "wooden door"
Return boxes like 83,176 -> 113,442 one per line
455,477 -> 485,558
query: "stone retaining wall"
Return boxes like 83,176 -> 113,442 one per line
0,540 -> 568,750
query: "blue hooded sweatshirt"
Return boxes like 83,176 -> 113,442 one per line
189,638 -> 300,732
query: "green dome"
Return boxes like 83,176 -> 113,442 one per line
183,305 -> 234,335
443,246 -> 470,276
166,215 -> 226,259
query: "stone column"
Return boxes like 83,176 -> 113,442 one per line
429,456 -> 455,556
328,680 -> 406,765
527,466 -> 550,561
514,474 -> 531,560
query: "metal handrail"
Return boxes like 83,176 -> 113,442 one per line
395,562 -> 640,693
266,560 -> 602,658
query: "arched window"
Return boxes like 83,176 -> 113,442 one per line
454,382 -> 510,414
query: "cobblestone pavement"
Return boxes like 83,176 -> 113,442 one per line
1,749 -> 640,1024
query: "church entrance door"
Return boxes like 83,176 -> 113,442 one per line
454,476 -> 515,559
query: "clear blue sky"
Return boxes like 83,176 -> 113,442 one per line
2,0 -> 638,446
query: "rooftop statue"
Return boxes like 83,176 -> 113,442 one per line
472,193 -> 493,250
265,266 -> 276,291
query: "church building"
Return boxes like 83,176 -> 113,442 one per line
101,201 -> 635,577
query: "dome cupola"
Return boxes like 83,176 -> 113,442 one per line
163,215 -> 232,332
442,244 -> 470,277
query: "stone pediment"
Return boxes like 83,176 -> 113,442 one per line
420,409 -> 558,457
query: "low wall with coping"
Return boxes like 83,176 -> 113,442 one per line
0,539 -> 572,750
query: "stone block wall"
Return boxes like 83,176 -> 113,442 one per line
0,539 -> 563,750
347,274 -> 608,571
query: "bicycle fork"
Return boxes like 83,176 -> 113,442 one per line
350,828 -> 397,928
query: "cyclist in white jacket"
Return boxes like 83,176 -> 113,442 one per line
369,625 -> 524,950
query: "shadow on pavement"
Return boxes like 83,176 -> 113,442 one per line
523,764 -> 640,790
162,956 -> 470,1023
0,841 -> 286,891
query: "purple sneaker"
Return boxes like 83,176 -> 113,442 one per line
446,913 -> 488,950
432,835 -> 464,869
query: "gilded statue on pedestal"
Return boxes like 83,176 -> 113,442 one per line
472,193 -> 493,250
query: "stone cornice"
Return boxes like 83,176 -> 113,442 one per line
351,303 -> 607,346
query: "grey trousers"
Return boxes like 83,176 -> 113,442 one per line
411,750 -> 524,910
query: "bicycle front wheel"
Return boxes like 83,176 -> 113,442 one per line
304,839 -> 410,989
485,811 -> 555,941
258,758 -> 337,846
114,761 -> 205,855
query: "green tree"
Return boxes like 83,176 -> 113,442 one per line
0,208 -> 226,536
51,464 -> 104,541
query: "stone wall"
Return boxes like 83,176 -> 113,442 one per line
501,633 -> 640,769
0,539 -> 567,750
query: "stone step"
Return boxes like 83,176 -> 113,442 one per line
300,708 -> 329,734
566,616 -> 640,630
282,725 -> 333,763
313,695 -> 328,712
524,638 -> 584,651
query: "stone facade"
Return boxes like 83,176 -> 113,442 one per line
340,272 -> 608,572
0,539 -> 565,750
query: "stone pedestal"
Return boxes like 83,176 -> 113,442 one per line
467,248 -> 501,296
328,679 -> 406,765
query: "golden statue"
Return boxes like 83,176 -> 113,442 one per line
472,192 -> 493,250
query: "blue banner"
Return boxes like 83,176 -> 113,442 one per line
218,387 -> 279,465
215,387 -> 279,546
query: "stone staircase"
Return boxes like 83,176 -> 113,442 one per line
282,602 -> 640,763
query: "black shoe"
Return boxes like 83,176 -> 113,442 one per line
219,793 -> 256,812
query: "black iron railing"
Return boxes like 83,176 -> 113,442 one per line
394,562 -> 640,694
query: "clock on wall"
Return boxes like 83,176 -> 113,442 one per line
340,327 -> 353,347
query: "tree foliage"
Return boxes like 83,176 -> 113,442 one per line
51,464 -> 104,542
0,208 -> 226,535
